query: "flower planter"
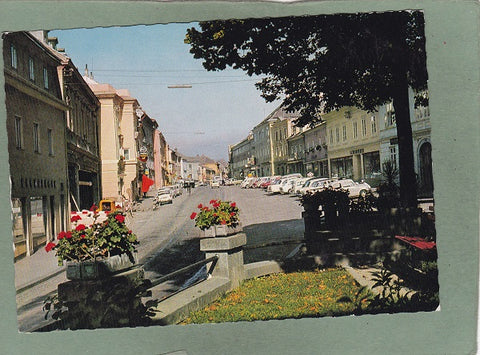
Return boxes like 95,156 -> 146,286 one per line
203,224 -> 242,238
66,253 -> 137,280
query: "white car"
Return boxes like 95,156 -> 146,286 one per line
154,188 -> 173,205
291,177 -> 311,195
211,180 -> 220,188
279,177 -> 301,194
241,177 -> 255,188
268,178 -> 290,194
329,179 -> 371,198
298,177 -> 330,196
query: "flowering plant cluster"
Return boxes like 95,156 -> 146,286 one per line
45,205 -> 138,266
190,199 -> 240,231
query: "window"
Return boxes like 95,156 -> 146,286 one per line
43,67 -> 49,89
33,123 -> 40,153
342,125 -> 347,141
361,116 -> 367,136
14,116 -> 22,149
353,121 -> 358,139
47,129 -> 54,155
28,58 -> 35,81
10,44 -> 17,69
389,146 -> 397,168
371,116 -> 377,134
329,129 -> 334,144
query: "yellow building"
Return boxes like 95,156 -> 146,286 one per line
84,77 -> 141,202
324,106 -> 380,182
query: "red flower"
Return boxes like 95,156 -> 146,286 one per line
105,211 -> 110,215
220,220 -> 227,225
89,204 -> 98,211
230,212 -> 236,217
45,242 -> 56,252
128,230 -> 132,234
190,212 -> 197,220
71,215 -> 82,222
213,213 -> 217,217
75,224 -> 86,231
82,211 -> 88,214
116,205 -> 122,209
66,231 -> 72,239
202,207 -> 210,211
209,199 -> 217,204
115,214 -> 125,223
198,203 -> 203,209
57,231 -> 66,240
80,234 -> 86,239
213,202 -> 220,208
230,202 -> 236,208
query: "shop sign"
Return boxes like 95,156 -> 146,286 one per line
350,148 -> 364,155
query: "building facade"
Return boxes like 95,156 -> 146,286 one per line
56,60 -> 101,211
286,128 -> 305,175
228,133 -> 254,179
303,122 -> 328,177
153,130 -> 168,189
325,107 -> 381,182
378,90 -> 433,197
136,110 -> 158,193
4,31 -> 70,257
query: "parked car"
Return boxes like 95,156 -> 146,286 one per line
268,177 -> 289,194
329,179 -> 372,198
298,177 -> 330,196
154,188 -> 174,207
240,177 -> 255,188
279,177 -> 302,194
290,177 -> 311,195
307,178 -> 338,194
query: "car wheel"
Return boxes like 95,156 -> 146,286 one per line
359,189 -> 367,198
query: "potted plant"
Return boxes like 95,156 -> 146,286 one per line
45,205 -> 139,280
190,199 -> 241,237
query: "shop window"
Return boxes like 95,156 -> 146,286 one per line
12,198 -> 25,254
30,196 -> 47,249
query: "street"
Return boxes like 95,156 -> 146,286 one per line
16,185 -> 304,331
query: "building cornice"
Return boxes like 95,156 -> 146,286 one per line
5,68 -> 69,112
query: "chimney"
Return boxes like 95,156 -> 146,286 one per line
84,64 -> 89,77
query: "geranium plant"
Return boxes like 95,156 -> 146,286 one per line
190,199 -> 240,231
45,205 -> 139,265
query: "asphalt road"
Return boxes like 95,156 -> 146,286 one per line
16,185 -> 305,331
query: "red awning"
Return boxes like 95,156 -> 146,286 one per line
395,236 -> 436,251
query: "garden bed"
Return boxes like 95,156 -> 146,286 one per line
181,268 -> 371,324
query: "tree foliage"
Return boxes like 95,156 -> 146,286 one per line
186,11 -> 427,125
186,11 -> 429,208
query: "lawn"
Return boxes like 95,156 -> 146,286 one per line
181,268 -> 371,324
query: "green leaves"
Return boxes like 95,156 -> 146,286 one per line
52,211 -> 138,264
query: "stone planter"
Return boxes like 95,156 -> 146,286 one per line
66,253 -> 137,280
203,224 -> 242,238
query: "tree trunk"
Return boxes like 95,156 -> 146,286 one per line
392,78 -> 418,209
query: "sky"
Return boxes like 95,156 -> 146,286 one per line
50,23 -> 282,161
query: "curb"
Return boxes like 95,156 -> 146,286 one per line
16,267 -> 66,295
